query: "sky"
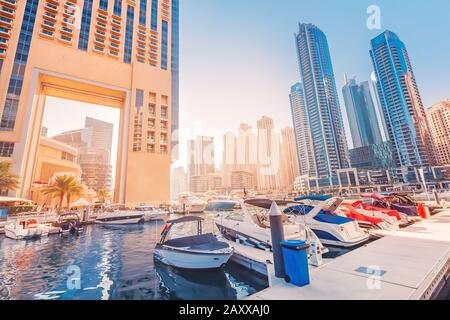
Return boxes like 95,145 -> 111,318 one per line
176,0 -> 450,168
43,0 -> 450,173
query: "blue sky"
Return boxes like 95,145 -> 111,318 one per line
177,0 -> 450,164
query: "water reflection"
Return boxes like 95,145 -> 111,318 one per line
0,217 -> 267,300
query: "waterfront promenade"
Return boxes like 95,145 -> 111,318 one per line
247,209 -> 450,300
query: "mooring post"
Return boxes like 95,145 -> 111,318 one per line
269,201 -> 286,278
433,189 -> 440,206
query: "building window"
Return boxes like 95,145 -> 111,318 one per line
150,0 -> 158,31
78,0 -> 94,51
148,103 -> 156,116
113,0 -> 122,17
0,0 -> 39,131
0,142 -> 14,157
161,20 -> 168,70
139,0 -> 147,26
124,6 -> 135,64
99,0 -> 108,10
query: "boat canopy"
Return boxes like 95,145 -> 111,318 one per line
295,195 -> 332,202
244,198 -> 291,209
167,216 -> 204,224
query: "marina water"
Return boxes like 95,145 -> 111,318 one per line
0,213 -> 268,300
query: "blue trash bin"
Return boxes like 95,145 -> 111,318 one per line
280,240 -> 310,287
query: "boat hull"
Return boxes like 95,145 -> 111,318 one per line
4,226 -> 43,240
96,214 -> 144,225
154,246 -> 233,269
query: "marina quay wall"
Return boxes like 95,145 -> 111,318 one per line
247,209 -> 450,300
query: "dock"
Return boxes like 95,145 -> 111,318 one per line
246,209 -> 450,300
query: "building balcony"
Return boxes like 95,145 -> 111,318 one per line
0,0 -> 17,10
43,12 -> 57,22
111,27 -> 121,36
47,0 -> 60,5
0,18 -> 12,29
58,35 -> 72,45
96,22 -> 107,31
0,39 -> 7,49
0,7 -> 15,19
41,20 -> 55,31
60,26 -> 73,35
39,29 -> 54,39
44,3 -> 59,14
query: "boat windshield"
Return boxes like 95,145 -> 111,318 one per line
225,212 -> 245,222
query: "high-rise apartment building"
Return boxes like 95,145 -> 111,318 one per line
289,82 -> 315,177
256,116 -> 280,191
170,0 -> 178,160
187,136 -> 215,177
53,117 -> 113,191
0,0 -> 175,204
427,100 -> 450,165
280,126 -> 300,191
342,76 -> 383,149
294,23 -> 349,186
370,30 -> 434,168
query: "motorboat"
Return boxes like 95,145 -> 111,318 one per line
214,199 -> 328,253
289,196 -> 370,248
384,192 -> 441,215
349,200 -> 413,228
52,213 -> 84,234
4,218 -> 49,240
206,196 -> 238,212
295,195 -> 400,231
361,193 -> 420,217
174,193 -> 207,214
95,204 -> 144,225
154,216 -> 234,269
134,204 -> 166,222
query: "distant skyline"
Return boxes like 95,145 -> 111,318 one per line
43,1 -> 450,171
177,0 -> 450,167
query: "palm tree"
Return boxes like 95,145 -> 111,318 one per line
41,175 -> 84,209
0,161 -> 20,194
96,188 -> 111,203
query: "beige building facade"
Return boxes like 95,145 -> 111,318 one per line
427,100 -> 450,165
0,0 -> 174,205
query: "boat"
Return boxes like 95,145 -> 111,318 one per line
214,199 -> 328,253
206,196 -> 238,212
52,213 -> 84,234
95,205 -> 145,225
154,216 -> 234,269
289,196 -> 370,248
4,218 -> 49,240
349,200 -> 413,228
173,193 -> 207,214
134,204 -> 166,222
361,193 -> 420,217
384,192 -> 441,215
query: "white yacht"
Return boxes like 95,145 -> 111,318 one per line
4,218 -> 49,240
174,193 -> 207,214
214,199 -> 328,253
95,205 -> 144,225
134,204 -> 166,222
155,216 -> 234,269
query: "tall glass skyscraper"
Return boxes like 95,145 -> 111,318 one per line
289,83 -> 316,177
342,76 -> 383,149
370,31 -> 434,167
294,23 -> 349,186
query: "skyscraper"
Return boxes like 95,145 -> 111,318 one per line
187,136 -> 215,178
171,0 -> 179,161
280,127 -> 300,191
289,82 -> 315,177
342,76 -> 383,149
256,116 -> 280,191
294,23 -> 349,186
427,100 -> 450,165
0,0 -> 176,204
370,30 -> 435,168
53,117 -> 114,191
